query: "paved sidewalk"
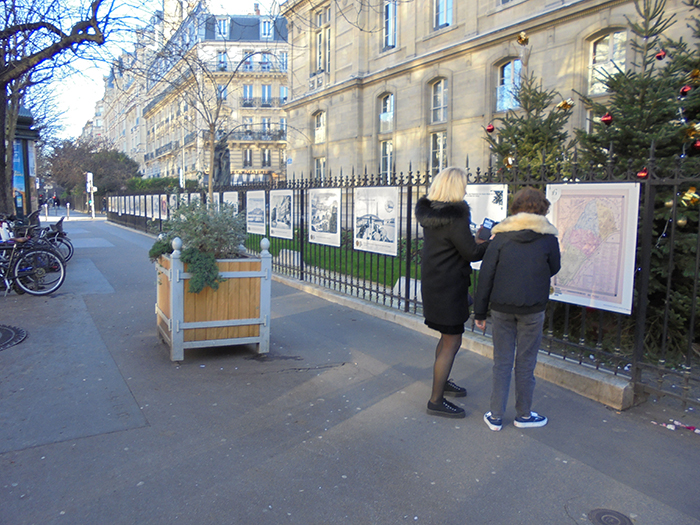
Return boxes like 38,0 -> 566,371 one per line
1,217 -> 699,525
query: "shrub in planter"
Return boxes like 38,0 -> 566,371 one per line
149,199 -> 247,293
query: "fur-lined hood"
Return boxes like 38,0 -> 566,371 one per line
492,212 -> 558,236
415,196 -> 470,229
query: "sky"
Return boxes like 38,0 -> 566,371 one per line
53,0 -> 277,140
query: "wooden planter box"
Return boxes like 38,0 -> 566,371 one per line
155,238 -> 272,361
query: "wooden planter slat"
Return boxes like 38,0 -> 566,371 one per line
155,239 -> 272,361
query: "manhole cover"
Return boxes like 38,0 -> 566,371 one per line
588,508 -> 634,525
0,325 -> 27,351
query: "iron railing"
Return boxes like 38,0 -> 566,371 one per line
106,157 -> 700,409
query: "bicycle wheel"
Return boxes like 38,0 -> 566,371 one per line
13,248 -> 66,295
51,237 -> 74,262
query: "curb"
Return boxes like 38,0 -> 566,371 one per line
273,273 -> 634,411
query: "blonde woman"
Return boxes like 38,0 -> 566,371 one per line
415,167 -> 489,418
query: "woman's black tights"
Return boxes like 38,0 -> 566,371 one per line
430,333 -> 462,404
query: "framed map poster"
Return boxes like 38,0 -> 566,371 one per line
309,188 -> 341,247
246,190 -> 266,235
547,183 -> 640,315
270,190 -> 293,239
353,187 -> 398,256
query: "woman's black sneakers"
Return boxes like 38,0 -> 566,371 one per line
427,398 -> 466,418
443,379 -> 467,397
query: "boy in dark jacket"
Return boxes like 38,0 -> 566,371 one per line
474,187 -> 560,431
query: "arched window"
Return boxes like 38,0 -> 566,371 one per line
589,31 -> 627,95
496,59 -> 521,112
314,111 -> 326,144
379,93 -> 394,133
431,78 -> 448,123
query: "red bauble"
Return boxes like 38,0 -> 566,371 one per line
655,49 -> 667,60
680,85 -> 692,97
486,123 -> 495,133
601,113 -> 613,126
693,139 -> 700,151
637,167 -> 649,178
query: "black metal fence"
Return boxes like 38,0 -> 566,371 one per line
107,160 -> 700,410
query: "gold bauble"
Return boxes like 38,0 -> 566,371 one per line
677,216 -> 688,227
665,200 -> 674,208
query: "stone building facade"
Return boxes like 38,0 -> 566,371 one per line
95,1 -> 289,186
281,0 -> 694,178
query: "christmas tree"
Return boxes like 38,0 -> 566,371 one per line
575,0 -> 700,362
484,73 -> 577,175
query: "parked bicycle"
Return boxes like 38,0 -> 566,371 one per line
0,237 -> 66,296
2,213 -> 74,263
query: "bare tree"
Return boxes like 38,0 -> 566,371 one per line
138,4 -> 288,202
0,0 -> 116,215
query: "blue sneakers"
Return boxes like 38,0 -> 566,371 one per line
514,412 -> 548,428
483,412 -> 503,431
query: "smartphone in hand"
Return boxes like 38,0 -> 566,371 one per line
478,218 -> 496,240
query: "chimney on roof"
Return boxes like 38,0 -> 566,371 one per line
254,3 -> 260,15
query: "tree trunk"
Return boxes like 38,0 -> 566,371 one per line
0,85 -> 14,216
207,123 -> 215,204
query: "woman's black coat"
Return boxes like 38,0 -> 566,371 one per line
415,196 -> 488,327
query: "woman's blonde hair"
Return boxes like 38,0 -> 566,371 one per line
427,167 -> 468,202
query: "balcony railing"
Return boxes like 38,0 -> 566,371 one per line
240,97 -> 286,109
227,129 -> 286,141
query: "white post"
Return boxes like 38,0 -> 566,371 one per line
43,203 -> 48,221
170,237 -> 185,361
258,238 -> 272,354
66,203 -> 70,219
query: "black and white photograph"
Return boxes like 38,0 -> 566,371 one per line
246,190 -> 266,235
223,191 -> 239,215
309,188 -> 341,247
270,189 -> 293,239
353,187 -> 398,256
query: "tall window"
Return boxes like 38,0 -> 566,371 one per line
261,84 -> 272,106
381,140 -> 393,178
280,86 -> 288,104
216,18 -> 229,38
279,117 -> 287,132
590,31 -> 627,95
496,59 -> 521,112
261,53 -> 272,71
261,117 -> 271,133
431,79 -> 448,123
315,7 -> 331,72
217,51 -> 227,71
243,50 -> 254,71
243,117 -> 253,130
261,19 -> 273,38
380,93 -> 394,133
278,51 -> 288,71
217,84 -> 227,101
243,84 -> 254,106
315,157 -> 327,181
434,0 -> 452,30
384,0 -> 396,49
244,148 -> 253,167
430,131 -> 447,176
314,112 -> 326,144
262,149 -> 271,167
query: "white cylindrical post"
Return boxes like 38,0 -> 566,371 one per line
170,237 -> 185,361
258,237 -> 272,354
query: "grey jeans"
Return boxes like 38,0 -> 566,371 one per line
489,310 -> 546,419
